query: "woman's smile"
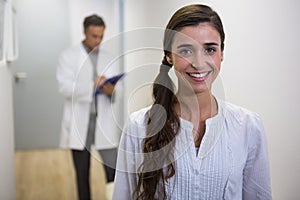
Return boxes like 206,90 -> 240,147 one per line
186,70 -> 213,81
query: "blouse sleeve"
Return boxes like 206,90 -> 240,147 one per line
112,114 -> 145,200
242,114 -> 272,199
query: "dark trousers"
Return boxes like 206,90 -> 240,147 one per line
98,148 -> 117,182
72,149 -> 117,200
72,149 -> 91,200
71,113 -> 117,200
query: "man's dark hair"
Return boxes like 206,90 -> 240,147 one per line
83,14 -> 106,31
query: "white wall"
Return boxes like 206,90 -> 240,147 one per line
123,0 -> 300,199
0,63 -> 15,199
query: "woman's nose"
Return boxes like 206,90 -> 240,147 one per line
191,50 -> 210,69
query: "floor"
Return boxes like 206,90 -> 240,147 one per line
15,148 -> 108,200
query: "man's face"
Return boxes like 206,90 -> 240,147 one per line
84,25 -> 105,51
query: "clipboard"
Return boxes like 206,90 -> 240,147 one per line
94,73 -> 125,95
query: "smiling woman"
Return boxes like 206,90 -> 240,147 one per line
113,4 -> 272,200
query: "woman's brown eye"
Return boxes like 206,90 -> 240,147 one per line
206,47 -> 216,55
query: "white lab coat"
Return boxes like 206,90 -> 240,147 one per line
56,43 -> 121,150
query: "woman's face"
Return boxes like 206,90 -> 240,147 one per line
169,22 -> 223,95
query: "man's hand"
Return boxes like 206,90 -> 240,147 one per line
94,76 -> 106,88
94,76 -> 115,96
100,82 -> 115,96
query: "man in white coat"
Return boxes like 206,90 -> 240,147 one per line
56,15 -> 120,200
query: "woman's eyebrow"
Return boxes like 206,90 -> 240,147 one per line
176,44 -> 193,49
204,42 -> 219,46
177,42 -> 219,49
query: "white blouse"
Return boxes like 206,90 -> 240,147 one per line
113,100 -> 272,200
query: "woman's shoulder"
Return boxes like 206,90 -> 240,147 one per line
221,100 -> 265,139
221,100 -> 261,122
126,106 -> 151,127
120,107 -> 151,142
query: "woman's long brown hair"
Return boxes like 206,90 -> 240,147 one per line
134,4 -> 225,200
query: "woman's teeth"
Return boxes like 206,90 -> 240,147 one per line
188,71 -> 210,78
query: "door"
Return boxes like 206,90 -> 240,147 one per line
12,0 -> 70,149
